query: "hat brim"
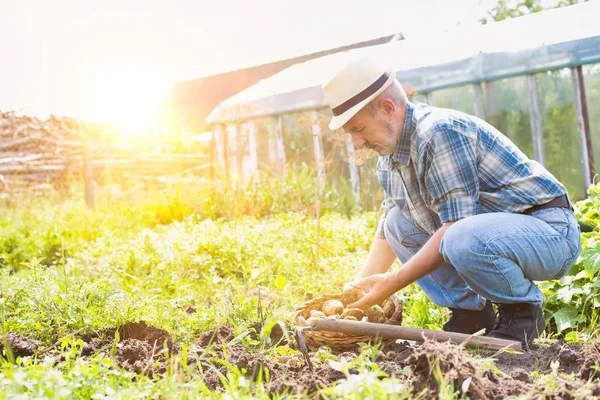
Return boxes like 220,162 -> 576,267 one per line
328,71 -> 395,131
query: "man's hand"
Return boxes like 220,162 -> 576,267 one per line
346,272 -> 401,309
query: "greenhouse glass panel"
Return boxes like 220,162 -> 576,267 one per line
411,93 -> 429,104
253,117 -> 283,173
429,85 -> 475,114
536,69 -> 585,200
356,150 -> 383,212
282,111 -> 315,169
484,77 -> 534,159
583,63 -> 600,183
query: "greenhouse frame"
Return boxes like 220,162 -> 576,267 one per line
207,1 -> 600,204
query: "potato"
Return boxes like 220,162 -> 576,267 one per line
322,299 -> 344,316
341,286 -> 364,305
344,316 -> 358,321
325,314 -> 340,319
341,308 -> 364,320
310,310 -> 325,318
366,305 -> 386,323
382,299 -> 395,319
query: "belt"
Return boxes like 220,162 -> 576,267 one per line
521,194 -> 572,216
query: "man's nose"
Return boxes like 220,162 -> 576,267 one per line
353,136 -> 366,149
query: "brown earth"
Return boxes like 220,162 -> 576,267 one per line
0,332 -> 42,358
2,324 -> 599,398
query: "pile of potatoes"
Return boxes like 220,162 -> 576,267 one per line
307,286 -> 395,323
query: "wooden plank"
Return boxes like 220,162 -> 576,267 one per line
527,74 -> 546,166
0,137 -> 35,151
571,66 -> 594,188
309,318 -> 522,351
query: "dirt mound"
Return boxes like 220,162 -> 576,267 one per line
197,325 -> 234,348
193,336 -> 345,395
578,340 -> 600,381
78,328 -> 116,356
112,321 -> 173,376
118,321 -> 173,351
0,332 -> 42,358
397,339 -> 533,399
116,338 -> 155,375
494,339 -> 600,381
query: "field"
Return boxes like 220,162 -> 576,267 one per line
0,174 -> 599,399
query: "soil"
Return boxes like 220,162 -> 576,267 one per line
3,324 -> 600,398
493,339 -> 600,380
117,321 -> 174,352
0,332 -> 42,358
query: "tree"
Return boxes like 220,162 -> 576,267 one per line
480,0 -> 588,24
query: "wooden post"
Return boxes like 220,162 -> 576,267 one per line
572,66 -> 594,188
83,135 -> 94,208
226,124 -> 238,181
214,124 -> 229,180
473,83 -> 486,120
311,114 -> 326,186
527,74 -> 546,166
275,115 -> 287,173
346,136 -> 362,208
247,120 -> 259,184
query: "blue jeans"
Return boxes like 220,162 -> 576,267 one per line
383,207 -> 582,309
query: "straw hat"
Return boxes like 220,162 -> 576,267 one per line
322,57 -> 395,130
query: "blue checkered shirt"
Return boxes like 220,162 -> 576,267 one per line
376,102 -> 568,238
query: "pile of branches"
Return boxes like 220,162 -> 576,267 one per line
0,111 -> 87,192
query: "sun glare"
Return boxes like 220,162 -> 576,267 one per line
88,65 -> 171,140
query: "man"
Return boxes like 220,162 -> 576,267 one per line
322,57 -> 581,347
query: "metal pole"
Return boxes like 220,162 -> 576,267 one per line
571,66 -> 594,188
473,83 -> 486,120
527,74 -> 546,166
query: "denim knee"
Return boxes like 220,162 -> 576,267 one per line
439,218 -> 479,268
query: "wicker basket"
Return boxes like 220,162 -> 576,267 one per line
294,294 -> 403,352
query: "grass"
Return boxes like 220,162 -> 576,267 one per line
0,172 -> 598,398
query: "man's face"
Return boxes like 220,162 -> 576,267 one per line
342,104 -> 400,156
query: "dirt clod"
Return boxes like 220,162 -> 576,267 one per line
118,321 -> 173,351
198,325 -> 234,348
511,368 -> 533,383
0,332 -> 42,358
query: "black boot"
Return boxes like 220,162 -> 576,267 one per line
487,303 -> 545,348
443,300 -> 495,334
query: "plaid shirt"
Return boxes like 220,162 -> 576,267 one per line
376,102 -> 568,238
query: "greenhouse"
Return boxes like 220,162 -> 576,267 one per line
207,1 -> 600,205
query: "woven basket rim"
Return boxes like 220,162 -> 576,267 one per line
294,293 -> 403,351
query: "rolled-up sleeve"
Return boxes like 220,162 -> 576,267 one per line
422,125 -> 482,223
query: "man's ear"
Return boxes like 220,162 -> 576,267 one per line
380,98 -> 395,116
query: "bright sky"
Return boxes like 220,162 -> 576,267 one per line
0,0 -> 497,128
